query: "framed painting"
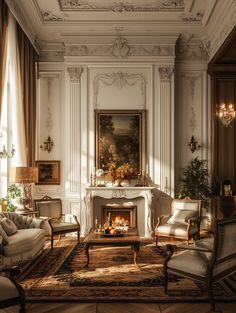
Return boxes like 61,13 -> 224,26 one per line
95,110 -> 146,179
35,160 -> 60,185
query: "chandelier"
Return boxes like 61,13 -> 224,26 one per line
218,103 -> 236,127
0,144 -> 15,159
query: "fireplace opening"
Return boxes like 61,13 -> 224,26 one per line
102,205 -> 137,228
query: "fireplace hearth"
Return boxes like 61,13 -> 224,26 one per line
102,205 -> 137,228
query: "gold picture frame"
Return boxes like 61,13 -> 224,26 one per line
35,160 -> 60,185
95,110 -> 146,178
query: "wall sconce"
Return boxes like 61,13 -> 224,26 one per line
40,136 -> 53,153
188,135 -> 201,153
218,103 -> 236,127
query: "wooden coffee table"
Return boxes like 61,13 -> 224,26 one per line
83,228 -> 140,267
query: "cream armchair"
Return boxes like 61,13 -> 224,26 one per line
163,216 -> 236,311
155,199 -> 202,245
0,265 -> 26,313
34,195 -> 80,250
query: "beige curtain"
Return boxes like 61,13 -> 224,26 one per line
0,0 -> 8,124
17,24 -> 38,167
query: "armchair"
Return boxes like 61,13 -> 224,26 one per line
163,216 -> 236,311
0,265 -> 26,313
155,199 -> 202,245
34,195 -> 80,250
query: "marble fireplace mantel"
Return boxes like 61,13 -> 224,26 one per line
84,186 -> 155,237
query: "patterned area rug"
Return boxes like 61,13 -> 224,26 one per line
18,239 -> 236,302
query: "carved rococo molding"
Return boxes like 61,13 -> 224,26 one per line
65,37 -> 174,58
67,67 -> 83,81
158,67 -> 174,81
58,0 -> 184,12
40,10 -> 64,21
93,72 -> 146,107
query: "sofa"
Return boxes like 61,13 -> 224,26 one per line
0,212 -> 45,267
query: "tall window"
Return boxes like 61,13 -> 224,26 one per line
0,11 -> 26,197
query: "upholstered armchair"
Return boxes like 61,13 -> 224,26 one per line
155,199 -> 202,245
34,195 -> 80,250
163,216 -> 236,311
0,265 -> 26,313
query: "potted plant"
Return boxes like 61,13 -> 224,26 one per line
0,184 -> 22,212
178,157 -> 211,208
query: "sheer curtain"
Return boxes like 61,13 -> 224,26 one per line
3,11 -> 27,167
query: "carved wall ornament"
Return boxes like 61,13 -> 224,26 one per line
40,10 -> 64,21
158,67 -> 174,81
64,42 -> 174,57
180,12 -> 203,22
58,0 -> 184,12
111,37 -> 130,58
93,72 -> 146,107
67,67 -> 83,81
199,38 -> 211,57
190,107 -> 196,133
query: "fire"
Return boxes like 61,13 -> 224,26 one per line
114,216 -> 129,226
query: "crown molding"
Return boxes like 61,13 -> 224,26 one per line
6,0 -> 38,53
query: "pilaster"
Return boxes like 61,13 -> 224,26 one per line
158,66 -> 174,196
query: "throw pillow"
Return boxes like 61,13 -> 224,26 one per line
167,209 -> 197,224
0,217 -> 17,236
0,224 -> 9,245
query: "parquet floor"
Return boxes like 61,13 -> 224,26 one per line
1,302 -> 236,313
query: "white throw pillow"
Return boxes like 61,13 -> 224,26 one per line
167,209 -> 196,224
0,217 -> 17,236
0,224 -> 9,244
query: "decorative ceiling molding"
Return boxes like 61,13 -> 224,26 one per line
40,9 -> 64,21
176,33 -> 209,61
58,0 -> 184,12
180,12 -> 203,22
93,72 -> 146,107
210,7 -> 236,60
64,37 -> 175,58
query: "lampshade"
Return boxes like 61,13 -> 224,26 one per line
10,167 -> 38,184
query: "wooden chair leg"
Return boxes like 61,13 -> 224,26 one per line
51,235 -> 54,250
155,235 -> 158,246
58,234 -> 61,242
164,272 -> 168,294
77,231 -> 80,244
208,279 -> 216,312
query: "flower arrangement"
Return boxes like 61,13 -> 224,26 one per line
106,161 -> 134,183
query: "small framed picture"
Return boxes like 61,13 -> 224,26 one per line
35,160 -> 60,185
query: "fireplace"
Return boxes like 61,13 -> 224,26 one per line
102,205 -> 137,228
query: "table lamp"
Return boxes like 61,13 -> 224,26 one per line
9,167 -> 38,211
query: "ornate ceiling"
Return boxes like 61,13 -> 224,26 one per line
5,0 -> 236,60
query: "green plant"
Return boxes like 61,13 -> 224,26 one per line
178,157 -> 211,207
0,184 -> 22,212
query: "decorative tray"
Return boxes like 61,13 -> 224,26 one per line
103,233 -> 125,237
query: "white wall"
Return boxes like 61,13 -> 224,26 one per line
35,37 -> 210,235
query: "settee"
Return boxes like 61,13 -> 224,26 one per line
0,212 -> 45,267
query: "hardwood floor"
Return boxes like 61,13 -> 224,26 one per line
1,302 -> 236,313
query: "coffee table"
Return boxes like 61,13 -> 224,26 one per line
83,228 -> 140,267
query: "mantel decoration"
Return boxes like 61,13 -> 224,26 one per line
218,103 -> 236,127
95,110 -> 146,185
